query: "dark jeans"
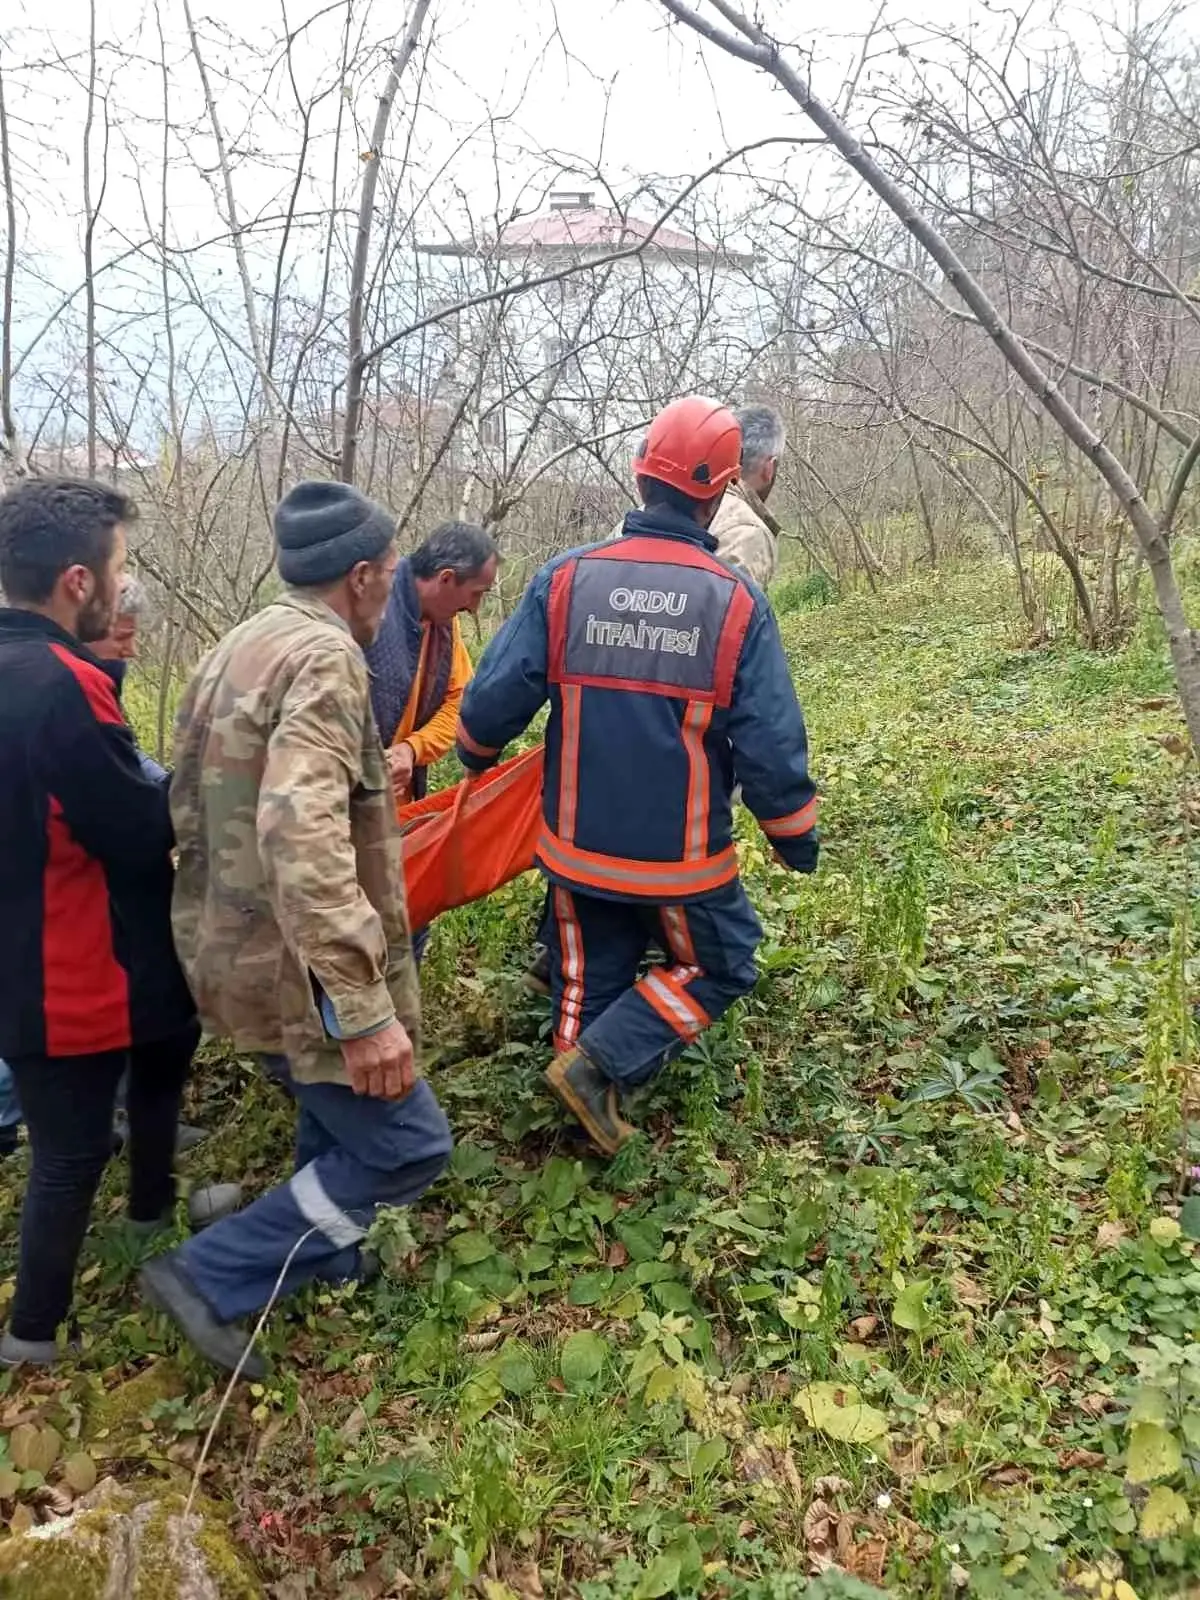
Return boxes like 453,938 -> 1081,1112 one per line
7,1024 -> 199,1341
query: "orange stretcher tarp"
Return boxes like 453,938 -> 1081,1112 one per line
395,745 -> 544,929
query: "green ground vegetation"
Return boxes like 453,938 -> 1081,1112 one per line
0,560 -> 1197,1598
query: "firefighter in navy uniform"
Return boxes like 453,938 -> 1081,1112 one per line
456,396 -> 819,1155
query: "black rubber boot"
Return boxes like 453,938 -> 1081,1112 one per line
140,1254 -> 268,1381
545,1049 -> 636,1157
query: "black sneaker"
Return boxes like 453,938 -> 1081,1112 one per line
545,1049 -> 636,1156
139,1254 -> 267,1381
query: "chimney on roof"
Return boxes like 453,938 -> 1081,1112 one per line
550,189 -> 595,211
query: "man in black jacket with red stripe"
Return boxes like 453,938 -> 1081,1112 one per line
0,478 -> 200,1367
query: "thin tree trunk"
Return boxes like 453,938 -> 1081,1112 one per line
82,0 -> 100,476
181,0 -> 274,420
340,0 -> 434,486
658,0 -> 1200,744
0,59 -> 23,479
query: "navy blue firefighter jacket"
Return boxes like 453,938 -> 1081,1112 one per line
455,505 -> 819,903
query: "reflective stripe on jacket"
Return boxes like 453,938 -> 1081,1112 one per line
456,505 -> 818,903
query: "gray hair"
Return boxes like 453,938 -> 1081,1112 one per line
409,521 -> 499,581
734,404 -> 786,472
116,573 -> 149,619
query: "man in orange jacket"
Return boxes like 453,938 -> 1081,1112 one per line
365,521 -> 499,805
364,521 -> 498,960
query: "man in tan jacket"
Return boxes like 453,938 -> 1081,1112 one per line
707,403 -> 786,590
140,481 -> 452,1379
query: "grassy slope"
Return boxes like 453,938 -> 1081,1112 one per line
1,564 -> 1198,1599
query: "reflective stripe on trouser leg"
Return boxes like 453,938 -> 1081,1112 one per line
176,1077 -> 452,1323
552,886 -> 586,1054
289,1161 -> 367,1248
581,880 -> 763,1089
546,887 -> 649,1062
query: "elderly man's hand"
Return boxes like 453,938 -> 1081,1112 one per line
387,741 -> 416,800
341,1019 -> 414,1100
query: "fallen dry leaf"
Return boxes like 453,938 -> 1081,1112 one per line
1154,732 -> 1192,757
843,1533 -> 887,1584
986,1463 -> 1030,1488
606,1242 -> 629,1268
504,1560 -> 545,1600
849,1315 -> 879,1340
804,1497 -> 836,1566
269,1579 -> 309,1600
1079,1392 -> 1116,1419
339,1405 -> 369,1444
952,1272 -> 989,1309
1096,1220 -> 1128,1251
459,1330 -> 503,1354
1058,1448 -> 1107,1470
812,1476 -> 852,1498
8,1503 -> 34,1537
890,1439 -> 927,1479
780,1449 -> 805,1505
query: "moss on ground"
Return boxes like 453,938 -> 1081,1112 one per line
0,1481 -> 262,1600
84,1361 -> 188,1449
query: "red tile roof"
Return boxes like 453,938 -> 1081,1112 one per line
419,203 -> 747,263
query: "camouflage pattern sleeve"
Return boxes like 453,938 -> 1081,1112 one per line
256,641 -> 396,1038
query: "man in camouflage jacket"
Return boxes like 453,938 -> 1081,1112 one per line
140,481 -> 452,1379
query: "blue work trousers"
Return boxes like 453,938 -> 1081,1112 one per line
177,1060 -> 452,1323
546,877 -> 762,1088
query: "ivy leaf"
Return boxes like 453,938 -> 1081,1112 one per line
459,1369 -> 504,1426
8,1425 -> 60,1476
496,1345 -> 537,1398
1149,1216 -> 1181,1246
1179,1194 -> 1200,1239
644,1365 -> 679,1405
1129,1388 -> 1169,1426
1126,1422 -> 1182,1483
634,1551 -> 682,1600
627,1345 -> 664,1395
617,1219 -> 664,1262
691,1436 -> 727,1476
568,1269 -> 614,1307
450,1142 -> 495,1181
61,1452 -> 97,1496
650,1281 -> 694,1314
561,1330 -> 607,1387
541,1157 -> 583,1211
1139,1483 -> 1191,1537
520,1244 -> 555,1277
794,1382 -> 890,1444
893,1280 -> 933,1335
449,1231 -> 494,1265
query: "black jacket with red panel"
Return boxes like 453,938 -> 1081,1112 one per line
0,609 -> 195,1059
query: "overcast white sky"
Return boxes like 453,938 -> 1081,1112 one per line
4,0 -> 974,264
1,0 -> 1176,433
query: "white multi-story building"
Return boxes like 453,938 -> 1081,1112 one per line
415,188 -> 763,496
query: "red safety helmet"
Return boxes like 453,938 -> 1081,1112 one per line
633,396 -> 742,501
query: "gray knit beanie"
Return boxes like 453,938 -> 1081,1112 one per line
274,481 -> 394,586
